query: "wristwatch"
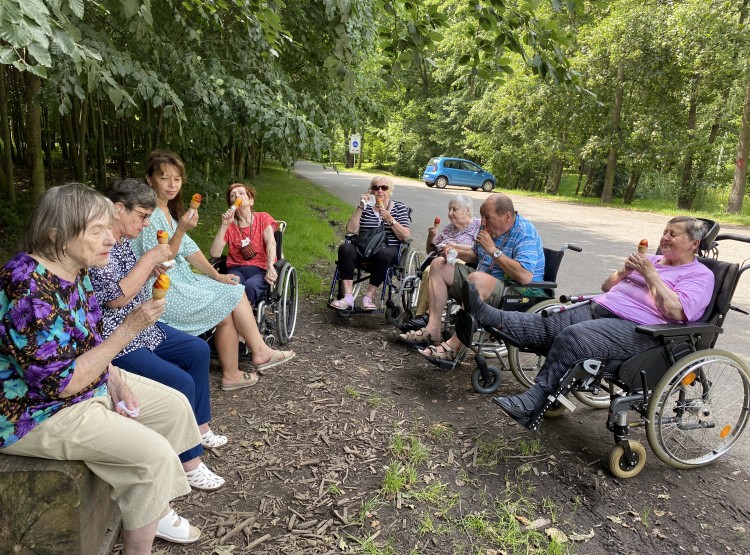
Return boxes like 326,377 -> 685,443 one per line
492,250 -> 503,259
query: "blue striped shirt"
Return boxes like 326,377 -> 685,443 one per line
474,213 -> 545,281
359,200 -> 411,246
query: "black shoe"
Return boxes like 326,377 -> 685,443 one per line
399,314 -> 429,332
492,385 -> 547,429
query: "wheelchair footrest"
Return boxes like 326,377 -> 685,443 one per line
552,394 -> 576,412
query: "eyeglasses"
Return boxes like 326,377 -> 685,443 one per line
371,185 -> 390,191
129,208 -> 153,223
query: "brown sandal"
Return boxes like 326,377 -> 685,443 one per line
398,327 -> 437,345
421,342 -> 457,362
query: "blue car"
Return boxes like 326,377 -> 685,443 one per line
422,157 -> 496,192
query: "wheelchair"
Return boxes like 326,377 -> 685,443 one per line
456,221 -> 750,478
328,216 -> 420,325
424,243 -> 582,395
209,221 -> 298,347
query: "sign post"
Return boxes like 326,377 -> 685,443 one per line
349,134 -> 361,166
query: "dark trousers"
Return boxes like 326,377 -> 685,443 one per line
486,303 -> 662,393
337,243 -> 400,287
114,323 -> 211,463
228,265 -> 268,306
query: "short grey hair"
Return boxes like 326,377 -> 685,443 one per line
668,216 -> 707,242
106,177 -> 157,210
448,194 -> 473,216
22,183 -> 114,261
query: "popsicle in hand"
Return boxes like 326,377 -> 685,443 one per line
434,216 -> 441,226
152,274 -> 171,300
637,239 -> 648,254
190,193 -> 202,210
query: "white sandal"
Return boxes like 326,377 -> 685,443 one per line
185,462 -> 225,491
155,509 -> 201,544
200,429 -> 228,449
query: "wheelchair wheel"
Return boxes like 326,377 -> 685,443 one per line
609,441 -> 647,479
471,365 -> 501,394
507,299 -> 560,388
572,381 -> 618,409
275,264 -> 299,344
400,248 -> 422,312
543,401 -> 568,418
645,350 -> 750,469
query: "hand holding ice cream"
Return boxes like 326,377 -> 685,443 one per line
637,239 -> 648,254
157,229 -> 175,268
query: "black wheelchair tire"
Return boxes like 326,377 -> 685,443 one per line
276,263 -> 298,344
471,366 -> 502,394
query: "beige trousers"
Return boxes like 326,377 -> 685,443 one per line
1,371 -> 200,530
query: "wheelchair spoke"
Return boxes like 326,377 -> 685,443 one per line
646,351 -> 750,469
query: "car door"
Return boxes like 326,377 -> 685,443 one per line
461,161 -> 482,187
443,160 -> 462,185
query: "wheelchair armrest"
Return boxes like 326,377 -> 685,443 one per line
634,321 -> 723,339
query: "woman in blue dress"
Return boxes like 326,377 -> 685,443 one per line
130,150 -> 294,391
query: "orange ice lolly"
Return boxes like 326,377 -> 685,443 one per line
152,274 -> 171,300
190,193 -> 202,210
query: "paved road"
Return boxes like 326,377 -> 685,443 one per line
294,160 -> 750,358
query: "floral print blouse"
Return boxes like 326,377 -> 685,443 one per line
0,253 -> 108,448
89,239 -> 165,355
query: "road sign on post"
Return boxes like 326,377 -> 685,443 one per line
349,134 -> 361,154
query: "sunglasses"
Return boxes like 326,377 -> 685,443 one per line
129,208 -> 153,223
371,185 -> 390,191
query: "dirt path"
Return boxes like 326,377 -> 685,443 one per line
113,295 -> 750,555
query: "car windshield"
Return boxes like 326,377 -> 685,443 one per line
426,158 -> 438,169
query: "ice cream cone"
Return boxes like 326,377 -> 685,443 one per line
637,239 -> 648,254
152,274 -> 170,300
190,193 -> 202,210
156,230 -> 169,244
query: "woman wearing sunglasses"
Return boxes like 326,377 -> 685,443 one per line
329,175 -> 411,311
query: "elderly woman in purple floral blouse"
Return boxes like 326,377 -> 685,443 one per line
0,184 -> 206,551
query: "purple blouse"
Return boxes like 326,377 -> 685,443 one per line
0,253 -> 108,448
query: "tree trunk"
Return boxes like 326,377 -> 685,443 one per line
623,168 -> 642,204
582,163 -> 598,197
601,63 -> 625,203
574,161 -> 584,196
25,71 -> 45,199
42,104 -> 53,183
677,73 -> 700,210
153,107 -> 163,149
96,100 -> 106,188
547,159 -> 563,194
0,66 -> 16,207
728,76 -> 750,214
117,119 -> 126,177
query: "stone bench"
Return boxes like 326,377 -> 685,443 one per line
0,454 -> 120,555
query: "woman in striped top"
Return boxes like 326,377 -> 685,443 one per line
329,176 -> 411,311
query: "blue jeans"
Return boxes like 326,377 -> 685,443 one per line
228,265 -> 268,306
114,323 -> 211,463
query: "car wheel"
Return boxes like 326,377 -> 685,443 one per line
425,182 -> 434,188
481,180 -> 494,192
435,176 -> 448,189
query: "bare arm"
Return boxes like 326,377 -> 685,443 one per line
107,245 -> 172,308
60,300 -> 165,397
346,206 -> 363,234
474,229 -> 532,284
623,253 -> 686,321
209,208 -> 234,258
263,225 -> 277,285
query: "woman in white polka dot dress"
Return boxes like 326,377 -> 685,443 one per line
131,150 -> 295,391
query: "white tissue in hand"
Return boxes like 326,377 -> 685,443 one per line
116,400 -> 140,417
161,260 -> 175,268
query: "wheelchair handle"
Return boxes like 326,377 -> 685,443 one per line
541,299 -> 591,318
562,243 -> 583,253
559,294 -> 599,303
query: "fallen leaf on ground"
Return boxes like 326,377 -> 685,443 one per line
526,517 -> 551,530
607,515 -> 623,524
569,529 -> 595,542
515,515 -> 530,526
545,527 -> 568,543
